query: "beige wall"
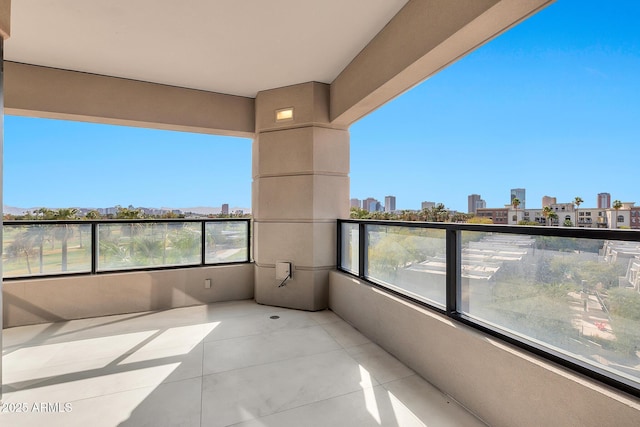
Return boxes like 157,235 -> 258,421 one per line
329,271 -> 640,427
3,264 -> 254,328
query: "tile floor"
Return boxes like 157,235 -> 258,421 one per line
1,300 -> 487,426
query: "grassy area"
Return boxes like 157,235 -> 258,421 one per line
3,229 -> 91,277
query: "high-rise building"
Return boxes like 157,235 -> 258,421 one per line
542,196 -> 556,207
350,198 -> 361,209
598,192 -> 611,209
510,188 -> 526,209
384,196 -> 396,212
468,194 -> 485,214
221,203 -> 229,215
421,201 -> 436,210
363,197 -> 381,212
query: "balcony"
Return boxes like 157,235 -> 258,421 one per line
2,1 -> 640,425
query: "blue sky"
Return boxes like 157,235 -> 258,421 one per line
4,119 -> 252,209
4,0 -> 640,212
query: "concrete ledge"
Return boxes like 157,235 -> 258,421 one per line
329,271 -> 640,427
2,264 -> 254,328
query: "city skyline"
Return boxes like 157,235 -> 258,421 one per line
4,1 -> 640,213
2,186 -> 623,216
350,190 -> 626,214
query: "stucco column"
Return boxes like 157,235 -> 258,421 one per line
0,0 -> 10,401
253,82 -> 349,311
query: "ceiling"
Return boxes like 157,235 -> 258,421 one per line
5,0 -> 409,98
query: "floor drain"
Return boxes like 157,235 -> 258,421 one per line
270,315 -> 280,320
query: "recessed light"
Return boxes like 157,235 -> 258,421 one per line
275,107 -> 294,121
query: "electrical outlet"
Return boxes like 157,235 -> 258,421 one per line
204,279 -> 211,289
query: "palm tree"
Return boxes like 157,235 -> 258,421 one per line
573,196 -> 583,227
350,207 -> 371,219
429,203 -> 448,222
612,199 -> 623,229
549,211 -> 559,226
116,206 -> 143,257
133,235 -> 163,265
169,224 -> 201,263
542,206 -> 553,226
53,208 -> 78,271
25,225 -> 49,273
33,207 -> 55,220
116,206 -> 143,219
512,198 -> 520,224
85,210 -> 101,220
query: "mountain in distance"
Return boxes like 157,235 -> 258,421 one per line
3,205 -> 31,216
170,206 -> 251,215
3,205 -> 251,216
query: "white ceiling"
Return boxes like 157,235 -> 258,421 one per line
5,0 -> 409,98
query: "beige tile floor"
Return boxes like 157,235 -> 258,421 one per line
1,300 -> 487,426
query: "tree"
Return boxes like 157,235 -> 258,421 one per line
548,211 -> 559,226
6,227 -> 39,274
542,206 -> 553,226
424,203 -> 449,222
350,207 -> 371,219
612,199 -> 623,229
115,206 -> 144,257
33,207 -> 55,220
512,197 -> 520,224
169,224 -> 201,263
573,196 -> 583,226
116,206 -> 143,219
85,210 -> 101,220
451,212 -> 472,223
25,225 -> 49,273
53,208 -> 78,271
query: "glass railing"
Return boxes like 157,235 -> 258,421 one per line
338,220 -> 640,398
3,219 -> 250,279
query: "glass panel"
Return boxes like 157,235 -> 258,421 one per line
340,223 -> 359,274
97,222 -> 201,271
366,225 -> 446,307
205,221 -> 249,264
461,232 -> 640,387
3,223 -> 92,277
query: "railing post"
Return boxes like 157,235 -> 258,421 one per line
201,221 -> 206,265
359,223 -> 366,279
446,228 -> 460,316
91,222 -> 98,273
246,219 -> 252,263
336,220 -> 342,270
